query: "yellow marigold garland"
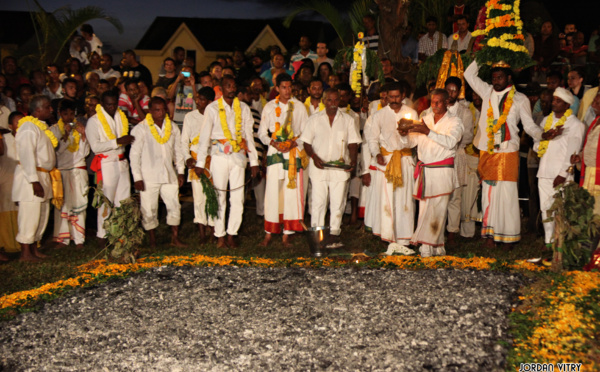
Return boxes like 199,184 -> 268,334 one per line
17,116 -> 58,148
304,97 -> 324,114
217,97 -> 243,152
145,113 -> 173,144
351,37 -> 364,97
272,96 -> 295,140
190,135 -> 199,148
95,104 -> 128,141
471,0 -> 525,55
57,119 -> 81,153
486,86 -> 516,153
537,109 -> 572,158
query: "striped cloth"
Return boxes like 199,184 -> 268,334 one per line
251,107 -> 265,160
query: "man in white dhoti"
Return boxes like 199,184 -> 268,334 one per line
195,75 -> 260,248
86,90 -> 135,248
443,77 -> 473,243
130,97 -> 186,247
366,82 -> 417,245
52,100 -> 90,248
12,95 -> 60,261
182,87 -> 215,242
258,74 -> 309,247
300,89 -> 361,241
0,112 -> 22,260
399,89 -> 463,257
534,88 -> 585,247
465,60 -> 546,248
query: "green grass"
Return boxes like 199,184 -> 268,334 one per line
0,200 -> 549,297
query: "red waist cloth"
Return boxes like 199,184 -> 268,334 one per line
90,154 -> 125,183
413,157 -> 455,200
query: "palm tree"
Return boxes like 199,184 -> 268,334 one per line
24,0 -> 123,70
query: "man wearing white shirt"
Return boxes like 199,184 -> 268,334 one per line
305,78 -> 324,116
447,15 -> 472,52
195,75 -> 260,248
258,74 -> 309,247
300,89 -> 361,240
12,96 -> 58,261
465,60 -> 547,248
399,89 -> 464,257
443,77 -> 473,242
51,100 -> 90,248
290,36 -> 318,64
182,87 -> 215,242
130,97 -> 186,247
81,24 -> 102,56
86,91 -> 135,248
366,82 -> 417,245
534,88 -> 585,247
95,54 -> 121,86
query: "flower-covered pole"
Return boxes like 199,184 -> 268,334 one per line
471,0 -> 533,73
350,33 -> 366,98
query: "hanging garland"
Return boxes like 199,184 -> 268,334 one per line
217,98 -> 243,152
537,109 -> 572,158
146,113 -> 172,144
486,86 -> 516,153
57,119 -> 81,153
304,97 -> 324,113
95,104 -> 128,141
17,116 -> 58,148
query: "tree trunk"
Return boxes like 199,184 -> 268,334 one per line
376,0 -> 416,84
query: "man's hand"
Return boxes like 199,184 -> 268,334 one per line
116,135 -> 135,146
188,73 -> 196,86
62,123 -> 72,141
542,127 -> 564,140
186,158 -> 196,169
346,162 -> 357,177
553,175 -> 567,188
362,173 -> 371,187
134,180 -> 145,191
571,154 -> 581,165
32,182 -> 44,198
409,122 -> 430,135
178,174 -> 185,188
194,167 -> 204,178
376,153 -> 386,166
251,165 -> 260,178
312,154 -> 324,169
74,121 -> 86,141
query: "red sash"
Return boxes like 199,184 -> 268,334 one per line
90,154 -> 125,183
413,157 -> 455,200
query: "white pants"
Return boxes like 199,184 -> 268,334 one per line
538,178 -> 557,244
53,168 -> 88,245
379,162 -> 415,244
211,155 -> 245,237
411,194 -> 450,252
140,182 -> 181,230
97,158 -> 131,238
446,186 -> 462,233
191,179 -> 214,226
481,181 -> 520,243
364,167 -> 381,231
253,176 -> 265,217
16,200 -> 50,245
310,179 -> 348,235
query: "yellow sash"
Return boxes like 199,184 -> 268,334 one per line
477,151 -> 519,182
287,146 -> 308,189
189,152 -> 211,181
36,167 -> 63,209
380,147 -> 412,188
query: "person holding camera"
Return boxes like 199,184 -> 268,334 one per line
167,66 -> 200,127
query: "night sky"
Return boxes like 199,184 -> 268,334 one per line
1,0 -> 596,53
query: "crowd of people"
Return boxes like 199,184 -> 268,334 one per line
1,15 -> 600,263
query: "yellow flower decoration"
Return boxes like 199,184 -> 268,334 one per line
95,104 -> 129,142
17,116 -> 58,148
304,97 -> 324,114
146,113 -> 173,144
486,86 -> 516,153
190,135 -> 199,148
453,33 -> 460,41
57,119 -> 81,153
537,109 -> 572,158
217,97 -> 243,152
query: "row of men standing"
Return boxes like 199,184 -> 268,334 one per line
10,60 -> 587,260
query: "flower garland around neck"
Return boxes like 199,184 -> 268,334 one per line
57,119 -> 81,152
346,105 -> 352,114
304,97 -> 324,114
95,104 -> 128,142
146,113 -> 172,144
486,86 -> 516,154
218,97 -> 243,152
377,102 -> 383,111
17,116 -> 58,148
537,109 -> 572,158
273,95 -> 295,141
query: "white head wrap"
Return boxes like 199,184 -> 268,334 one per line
553,87 -> 575,106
